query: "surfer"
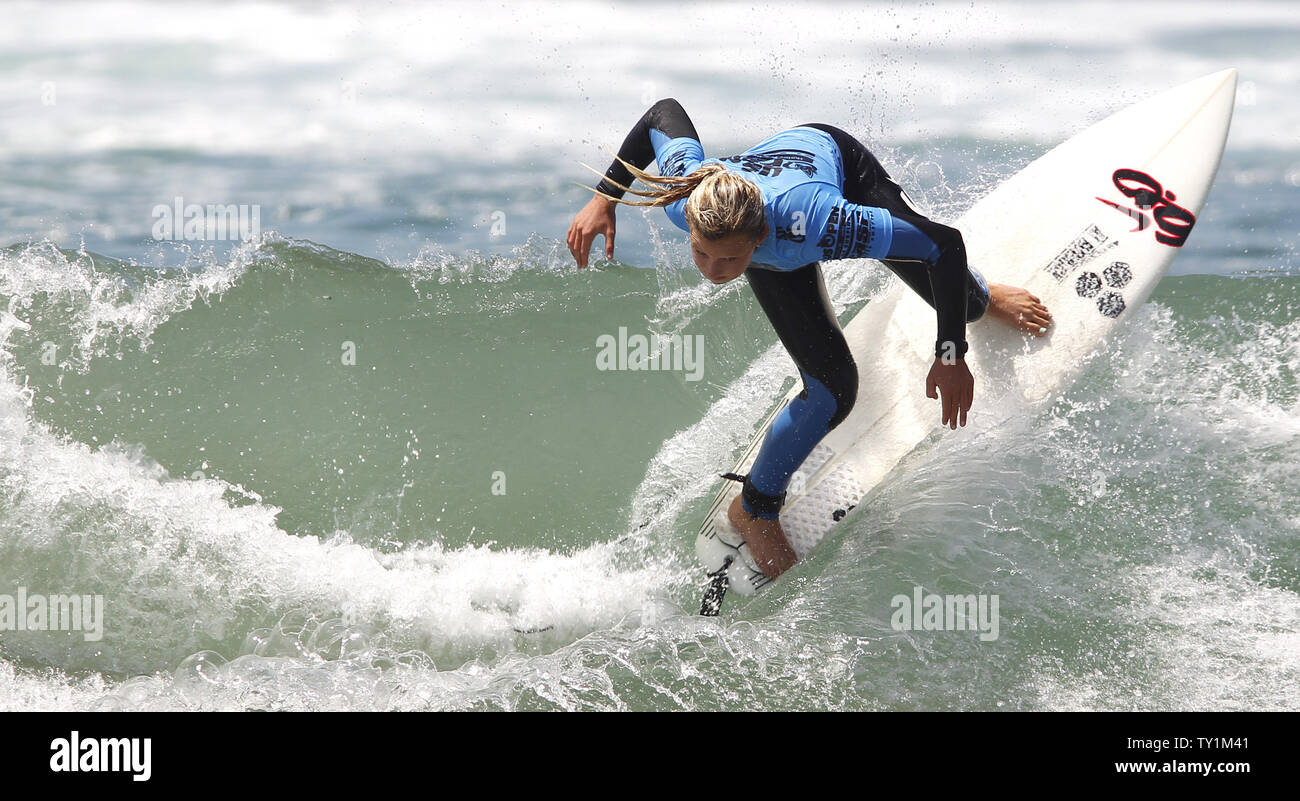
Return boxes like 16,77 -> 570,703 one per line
567,99 -> 1051,578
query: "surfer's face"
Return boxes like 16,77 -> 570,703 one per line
690,229 -> 765,284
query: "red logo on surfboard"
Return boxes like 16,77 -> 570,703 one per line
1096,168 -> 1196,247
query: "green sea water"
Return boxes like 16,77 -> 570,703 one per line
2,235 -> 1298,710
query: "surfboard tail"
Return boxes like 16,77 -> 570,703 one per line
696,505 -> 771,602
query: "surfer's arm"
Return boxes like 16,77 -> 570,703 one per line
569,99 -> 703,268
914,243 -> 975,429
824,198 -> 969,358
593,98 -> 702,198
925,248 -> 970,361
888,214 -> 974,428
814,195 -> 974,427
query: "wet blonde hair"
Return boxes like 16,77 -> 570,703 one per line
582,157 -> 766,242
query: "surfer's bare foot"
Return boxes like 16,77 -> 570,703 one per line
727,495 -> 797,578
987,283 -> 1052,337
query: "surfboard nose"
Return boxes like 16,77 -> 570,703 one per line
1201,68 -> 1239,105
1183,68 -> 1239,102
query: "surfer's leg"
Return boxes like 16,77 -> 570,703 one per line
882,212 -> 1054,333
726,261 -> 854,576
885,217 -> 1052,334
743,261 -> 857,516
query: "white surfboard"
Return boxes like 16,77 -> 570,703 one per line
696,69 -> 1238,610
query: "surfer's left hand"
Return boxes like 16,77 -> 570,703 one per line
926,357 -> 974,429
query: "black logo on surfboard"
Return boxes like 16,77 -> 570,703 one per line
1043,224 -> 1116,282
1076,260 -> 1132,318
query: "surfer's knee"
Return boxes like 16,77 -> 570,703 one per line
966,266 -> 990,322
926,220 -> 966,262
814,362 -> 858,430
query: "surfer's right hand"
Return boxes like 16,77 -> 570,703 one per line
567,195 -> 617,269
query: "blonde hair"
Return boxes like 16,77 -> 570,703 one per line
582,156 -> 766,241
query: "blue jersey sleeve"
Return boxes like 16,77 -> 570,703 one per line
652,130 -> 705,233
651,129 -> 705,180
815,199 -> 895,261
750,183 -> 895,268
